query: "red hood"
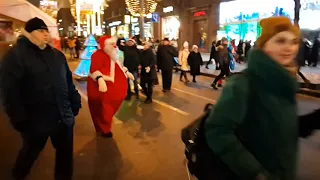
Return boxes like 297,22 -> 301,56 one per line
98,35 -> 112,49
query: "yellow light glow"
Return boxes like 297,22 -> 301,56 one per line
86,13 -> 90,34
125,0 -> 157,16
91,13 -> 96,34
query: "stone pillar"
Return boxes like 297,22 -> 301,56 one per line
57,0 -> 75,37
139,0 -> 145,40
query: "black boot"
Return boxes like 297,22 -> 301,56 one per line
211,83 -> 218,90
102,132 -> 113,138
144,98 -> 152,104
193,76 -> 196,83
125,94 -> 131,100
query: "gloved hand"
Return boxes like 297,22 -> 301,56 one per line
98,78 -> 107,92
145,66 -> 150,73
127,72 -> 135,80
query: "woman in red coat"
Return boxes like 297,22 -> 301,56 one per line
87,36 -> 134,138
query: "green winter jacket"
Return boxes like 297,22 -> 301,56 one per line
205,49 -> 299,180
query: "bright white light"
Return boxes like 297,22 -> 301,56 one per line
86,14 -> 90,34
163,6 -> 173,13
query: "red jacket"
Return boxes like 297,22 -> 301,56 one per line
87,49 -> 128,101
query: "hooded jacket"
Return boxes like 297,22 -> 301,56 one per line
205,49 -> 299,180
0,30 -> 81,134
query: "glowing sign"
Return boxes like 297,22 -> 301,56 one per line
194,11 -> 206,17
163,6 -> 173,13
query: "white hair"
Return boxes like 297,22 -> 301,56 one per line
183,41 -> 189,48
192,45 -> 198,49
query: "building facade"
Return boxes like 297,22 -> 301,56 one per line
103,0 -> 223,52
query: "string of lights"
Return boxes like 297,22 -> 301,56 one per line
125,0 -> 158,16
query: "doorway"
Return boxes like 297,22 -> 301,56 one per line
193,19 -> 208,49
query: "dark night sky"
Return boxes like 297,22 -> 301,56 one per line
27,0 -> 40,7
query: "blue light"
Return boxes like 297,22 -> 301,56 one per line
84,34 -> 98,46
74,60 -> 91,77
80,46 -> 97,60
73,35 -> 98,78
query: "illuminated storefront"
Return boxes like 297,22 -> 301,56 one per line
76,0 -> 106,36
162,16 -> 180,40
218,0 -> 294,43
110,24 -> 130,38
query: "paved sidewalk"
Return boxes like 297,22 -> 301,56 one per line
199,53 -> 320,91
201,62 -> 320,83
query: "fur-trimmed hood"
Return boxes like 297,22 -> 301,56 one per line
17,28 -> 53,50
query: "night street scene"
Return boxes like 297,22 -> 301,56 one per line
0,0 -> 320,180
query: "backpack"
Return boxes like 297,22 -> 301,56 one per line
181,72 -> 251,180
181,104 -> 237,180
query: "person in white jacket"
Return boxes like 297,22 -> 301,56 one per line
179,41 -> 190,82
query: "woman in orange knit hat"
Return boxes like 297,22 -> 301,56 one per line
204,16 -> 320,180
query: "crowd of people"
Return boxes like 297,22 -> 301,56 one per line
1,16 -> 320,180
114,35 -> 206,104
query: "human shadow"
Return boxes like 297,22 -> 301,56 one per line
134,103 -> 164,140
74,138 -> 133,180
155,91 -> 190,110
115,99 -> 141,124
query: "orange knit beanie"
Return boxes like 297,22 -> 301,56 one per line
256,16 -> 300,48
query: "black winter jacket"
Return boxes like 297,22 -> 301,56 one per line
157,45 -> 178,71
0,36 -> 81,134
117,42 -> 140,72
140,48 -> 157,80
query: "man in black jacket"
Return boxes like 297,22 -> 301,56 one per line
0,18 -> 81,180
140,42 -> 157,104
157,38 -> 178,92
117,38 -> 140,99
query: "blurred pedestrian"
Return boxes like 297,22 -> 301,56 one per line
211,37 -> 231,90
0,17 -> 81,180
205,16 -> 320,180
157,38 -> 178,92
188,45 -> 203,82
140,42 -> 157,104
117,38 -> 140,99
179,41 -> 190,82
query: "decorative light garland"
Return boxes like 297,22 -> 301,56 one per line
125,0 -> 158,17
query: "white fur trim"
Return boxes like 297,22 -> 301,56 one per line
105,36 -> 117,45
89,71 -> 103,80
89,63 -> 115,83
89,60 -> 127,83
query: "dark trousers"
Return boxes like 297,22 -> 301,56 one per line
180,70 -> 188,81
13,124 -> 73,180
140,77 -> 154,100
192,75 -> 197,81
75,48 -> 80,58
161,69 -> 173,90
213,64 -> 230,84
206,58 -> 213,66
127,71 -> 139,96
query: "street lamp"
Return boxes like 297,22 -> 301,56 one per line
125,0 -> 158,39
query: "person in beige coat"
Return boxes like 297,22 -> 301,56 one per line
179,41 -> 190,82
